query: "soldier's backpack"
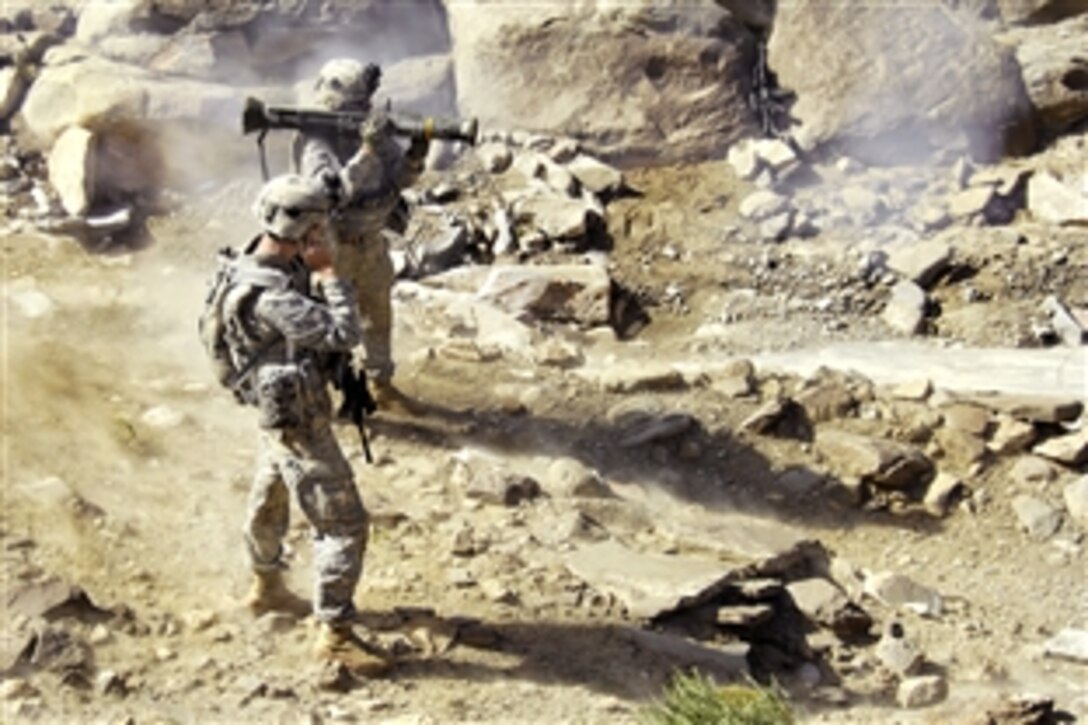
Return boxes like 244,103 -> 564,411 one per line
198,246 -> 289,401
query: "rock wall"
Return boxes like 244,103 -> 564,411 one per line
446,0 -> 759,165
767,0 -> 1039,164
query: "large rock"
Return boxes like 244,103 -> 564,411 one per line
885,239 -> 953,289
48,126 -> 95,216
477,264 -> 612,326
447,1 -> 757,164
1028,171 -> 1088,226
16,52 -> 249,195
882,280 -> 927,335
817,429 -> 934,490
564,540 -> 735,619
1033,427 -> 1088,466
1006,16 -> 1088,135
17,53 -> 239,149
564,517 -> 813,620
375,54 -> 457,117
515,195 -> 596,239
767,0 -> 1036,163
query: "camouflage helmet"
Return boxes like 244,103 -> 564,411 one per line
311,58 -> 381,111
253,174 -> 330,240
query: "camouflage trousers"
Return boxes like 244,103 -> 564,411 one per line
333,233 -> 395,384
244,416 -> 368,623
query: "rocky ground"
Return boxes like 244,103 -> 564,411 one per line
2,1 -> 1088,724
3,119 -> 1087,723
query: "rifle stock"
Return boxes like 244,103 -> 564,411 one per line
242,97 -> 478,146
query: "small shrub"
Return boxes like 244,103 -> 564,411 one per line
640,670 -> 793,725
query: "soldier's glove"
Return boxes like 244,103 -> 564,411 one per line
360,112 -> 394,146
320,170 -> 343,205
406,136 -> 430,163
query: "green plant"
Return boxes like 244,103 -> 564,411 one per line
640,670 -> 794,725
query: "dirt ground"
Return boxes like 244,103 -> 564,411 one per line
2,149 -> 1086,724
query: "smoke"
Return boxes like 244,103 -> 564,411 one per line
768,1 -> 1035,167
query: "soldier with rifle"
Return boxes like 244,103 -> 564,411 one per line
213,174 -> 390,676
243,58 -> 476,413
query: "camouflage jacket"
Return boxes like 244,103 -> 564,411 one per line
224,243 -> 362,422
292,128 -> 424,240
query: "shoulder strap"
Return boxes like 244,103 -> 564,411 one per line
233,264 -> 291,292
224,258 -> 295,392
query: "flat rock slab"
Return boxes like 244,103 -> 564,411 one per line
754,342 -> 1085,401
564,540 -> 737,620
954,392 -> 1082,424
564,516 -> 812,620
654,512 -> 814,569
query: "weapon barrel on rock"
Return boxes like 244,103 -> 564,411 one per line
242,97 -> 478,145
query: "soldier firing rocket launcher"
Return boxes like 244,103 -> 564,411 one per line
242,97 -> 479,146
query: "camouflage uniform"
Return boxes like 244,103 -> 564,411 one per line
226,244 -> 367,624
294,128 -> 425,385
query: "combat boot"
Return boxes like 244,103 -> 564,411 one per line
313,621 -> 392,677
244,570 -> 311,618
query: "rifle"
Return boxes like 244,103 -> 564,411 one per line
330,355 -> 378,464
243,97 -> 478,145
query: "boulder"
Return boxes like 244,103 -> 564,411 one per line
924,472 -> 966,516
1028,171 -> 1088,226
17,54 -> 239,149
566,155 -> 624,196
1033,427 -> 1088,466
795,380 -> 856,423
1006,16 -> 1088,135
447,1 -> 758,164
897,675 -> 947,709
882,280 -> 927,335
710,358 -> 755,398
375,54 -> 457,117
987,416 -> 1037,455
885,239 -> 953,289
940,403 -> 992,436
767,0 -> 1036,163
786,578 -> 872,638
515,195 -> 595,240
47,126 -> 95,216
957,392 -> 1083,424
816,429 -> 934,490
477,264 -> 612,326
